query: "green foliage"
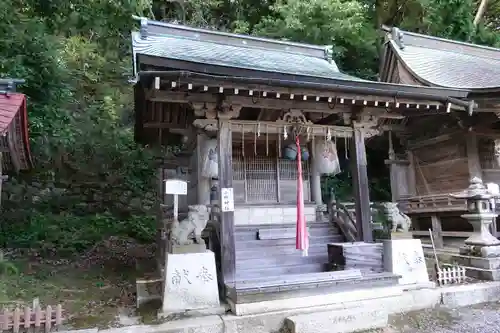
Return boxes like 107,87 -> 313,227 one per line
0,0 -> 499,256
1,212 -> 156,256
254,0 -> 379,79
0,251 -> 18,276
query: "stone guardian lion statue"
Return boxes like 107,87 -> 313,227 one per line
382,202 -> 412,233
169,204 -> 210,245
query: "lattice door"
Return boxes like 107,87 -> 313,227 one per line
245,155 -> 278,203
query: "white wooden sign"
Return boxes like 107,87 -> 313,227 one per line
164,179 -> 188,221
221,187 -> 234,212
164,179 -> 187,195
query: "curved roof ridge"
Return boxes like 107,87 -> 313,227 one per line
387,26 -> 500,60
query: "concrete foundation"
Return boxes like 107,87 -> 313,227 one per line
61,281 -> 500,333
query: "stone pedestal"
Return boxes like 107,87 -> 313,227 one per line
383,239 -> 429,285
390,231 -> 413,240
162,250 -> 220,314
454,244 -> 500,281
328,242 -> 383,272
462,213 -> 500,246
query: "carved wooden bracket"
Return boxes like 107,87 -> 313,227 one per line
191,102 -> 241,120
217,103 -> 242,120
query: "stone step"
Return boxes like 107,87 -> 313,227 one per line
237,254 -> 328,269
235,235 -> 343,249
235,263 -> 326,280
286,308 -> 388,333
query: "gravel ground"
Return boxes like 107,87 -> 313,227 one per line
367,302 -> 500,332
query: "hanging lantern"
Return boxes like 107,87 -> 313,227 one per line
283,142 -> 298,160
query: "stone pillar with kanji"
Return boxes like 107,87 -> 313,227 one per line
161,179 -> 220,315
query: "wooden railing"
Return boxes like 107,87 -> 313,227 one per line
398,194 -> 467,214
327,197 -> 386,242
328,199 -> 357,242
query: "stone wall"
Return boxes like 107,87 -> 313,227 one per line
234,205 -> 316,225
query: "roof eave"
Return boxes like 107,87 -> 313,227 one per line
386,40 -> 500,93
138,68 -> 471,110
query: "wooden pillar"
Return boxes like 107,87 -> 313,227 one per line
197,133 -> 211,205
350,124 -> 372,242
430,214 -> 444,249
310,140 -> 323,205
406,151 -> 417,196
217,120 -> 236,286
466,133 -> 482,180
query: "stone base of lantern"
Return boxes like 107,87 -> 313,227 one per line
454,244 -> 500,281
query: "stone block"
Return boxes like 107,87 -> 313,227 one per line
229,285 -> 402,316
162,251 -> 220,314
328,242 -> 384,272
441,282 -> 500,308
172,244 -> 207,254
136,277 -> 162,308
481,245 -> 500,257
285,308 -> 388,333
383,239 -> 429,285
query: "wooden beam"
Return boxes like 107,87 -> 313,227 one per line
407,132 -> 459,150
350,123 -> 372,242
193,118 -> 356,138
430,215 -> 444,249
465,133 -> 482,180
412,230 -> 472,238
6,133 -> 20,172
217,120 -> 236,287
144,73 -> 449,108
148,90 -> 350,114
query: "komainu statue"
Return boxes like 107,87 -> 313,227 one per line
170,205 -> 210,245
382,202 -> 412,232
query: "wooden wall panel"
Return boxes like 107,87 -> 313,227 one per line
412,137 -> 469,195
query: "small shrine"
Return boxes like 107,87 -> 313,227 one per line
0,78 -> 33,206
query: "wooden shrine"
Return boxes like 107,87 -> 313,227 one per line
131,18 -> 473,312
0,78 -> 33,206
380,26 -> 500,248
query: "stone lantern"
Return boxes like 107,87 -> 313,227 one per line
450,177 -> 500,247
450,178 -> 500,280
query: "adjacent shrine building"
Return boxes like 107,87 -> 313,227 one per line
380,27 -> 500,247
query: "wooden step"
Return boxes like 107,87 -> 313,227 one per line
234,227 -> 340,241
234,270 -> 363,289
235,263 -> 326,280
236,244 -> 327,258
235,223 -> 339,233
237,254 -> 328,269
228,272 -> 400,304
235,235 -> 343,249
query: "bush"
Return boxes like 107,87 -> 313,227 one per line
0,213 -> 156,256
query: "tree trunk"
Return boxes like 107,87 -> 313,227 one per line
474,0 -> 489,26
